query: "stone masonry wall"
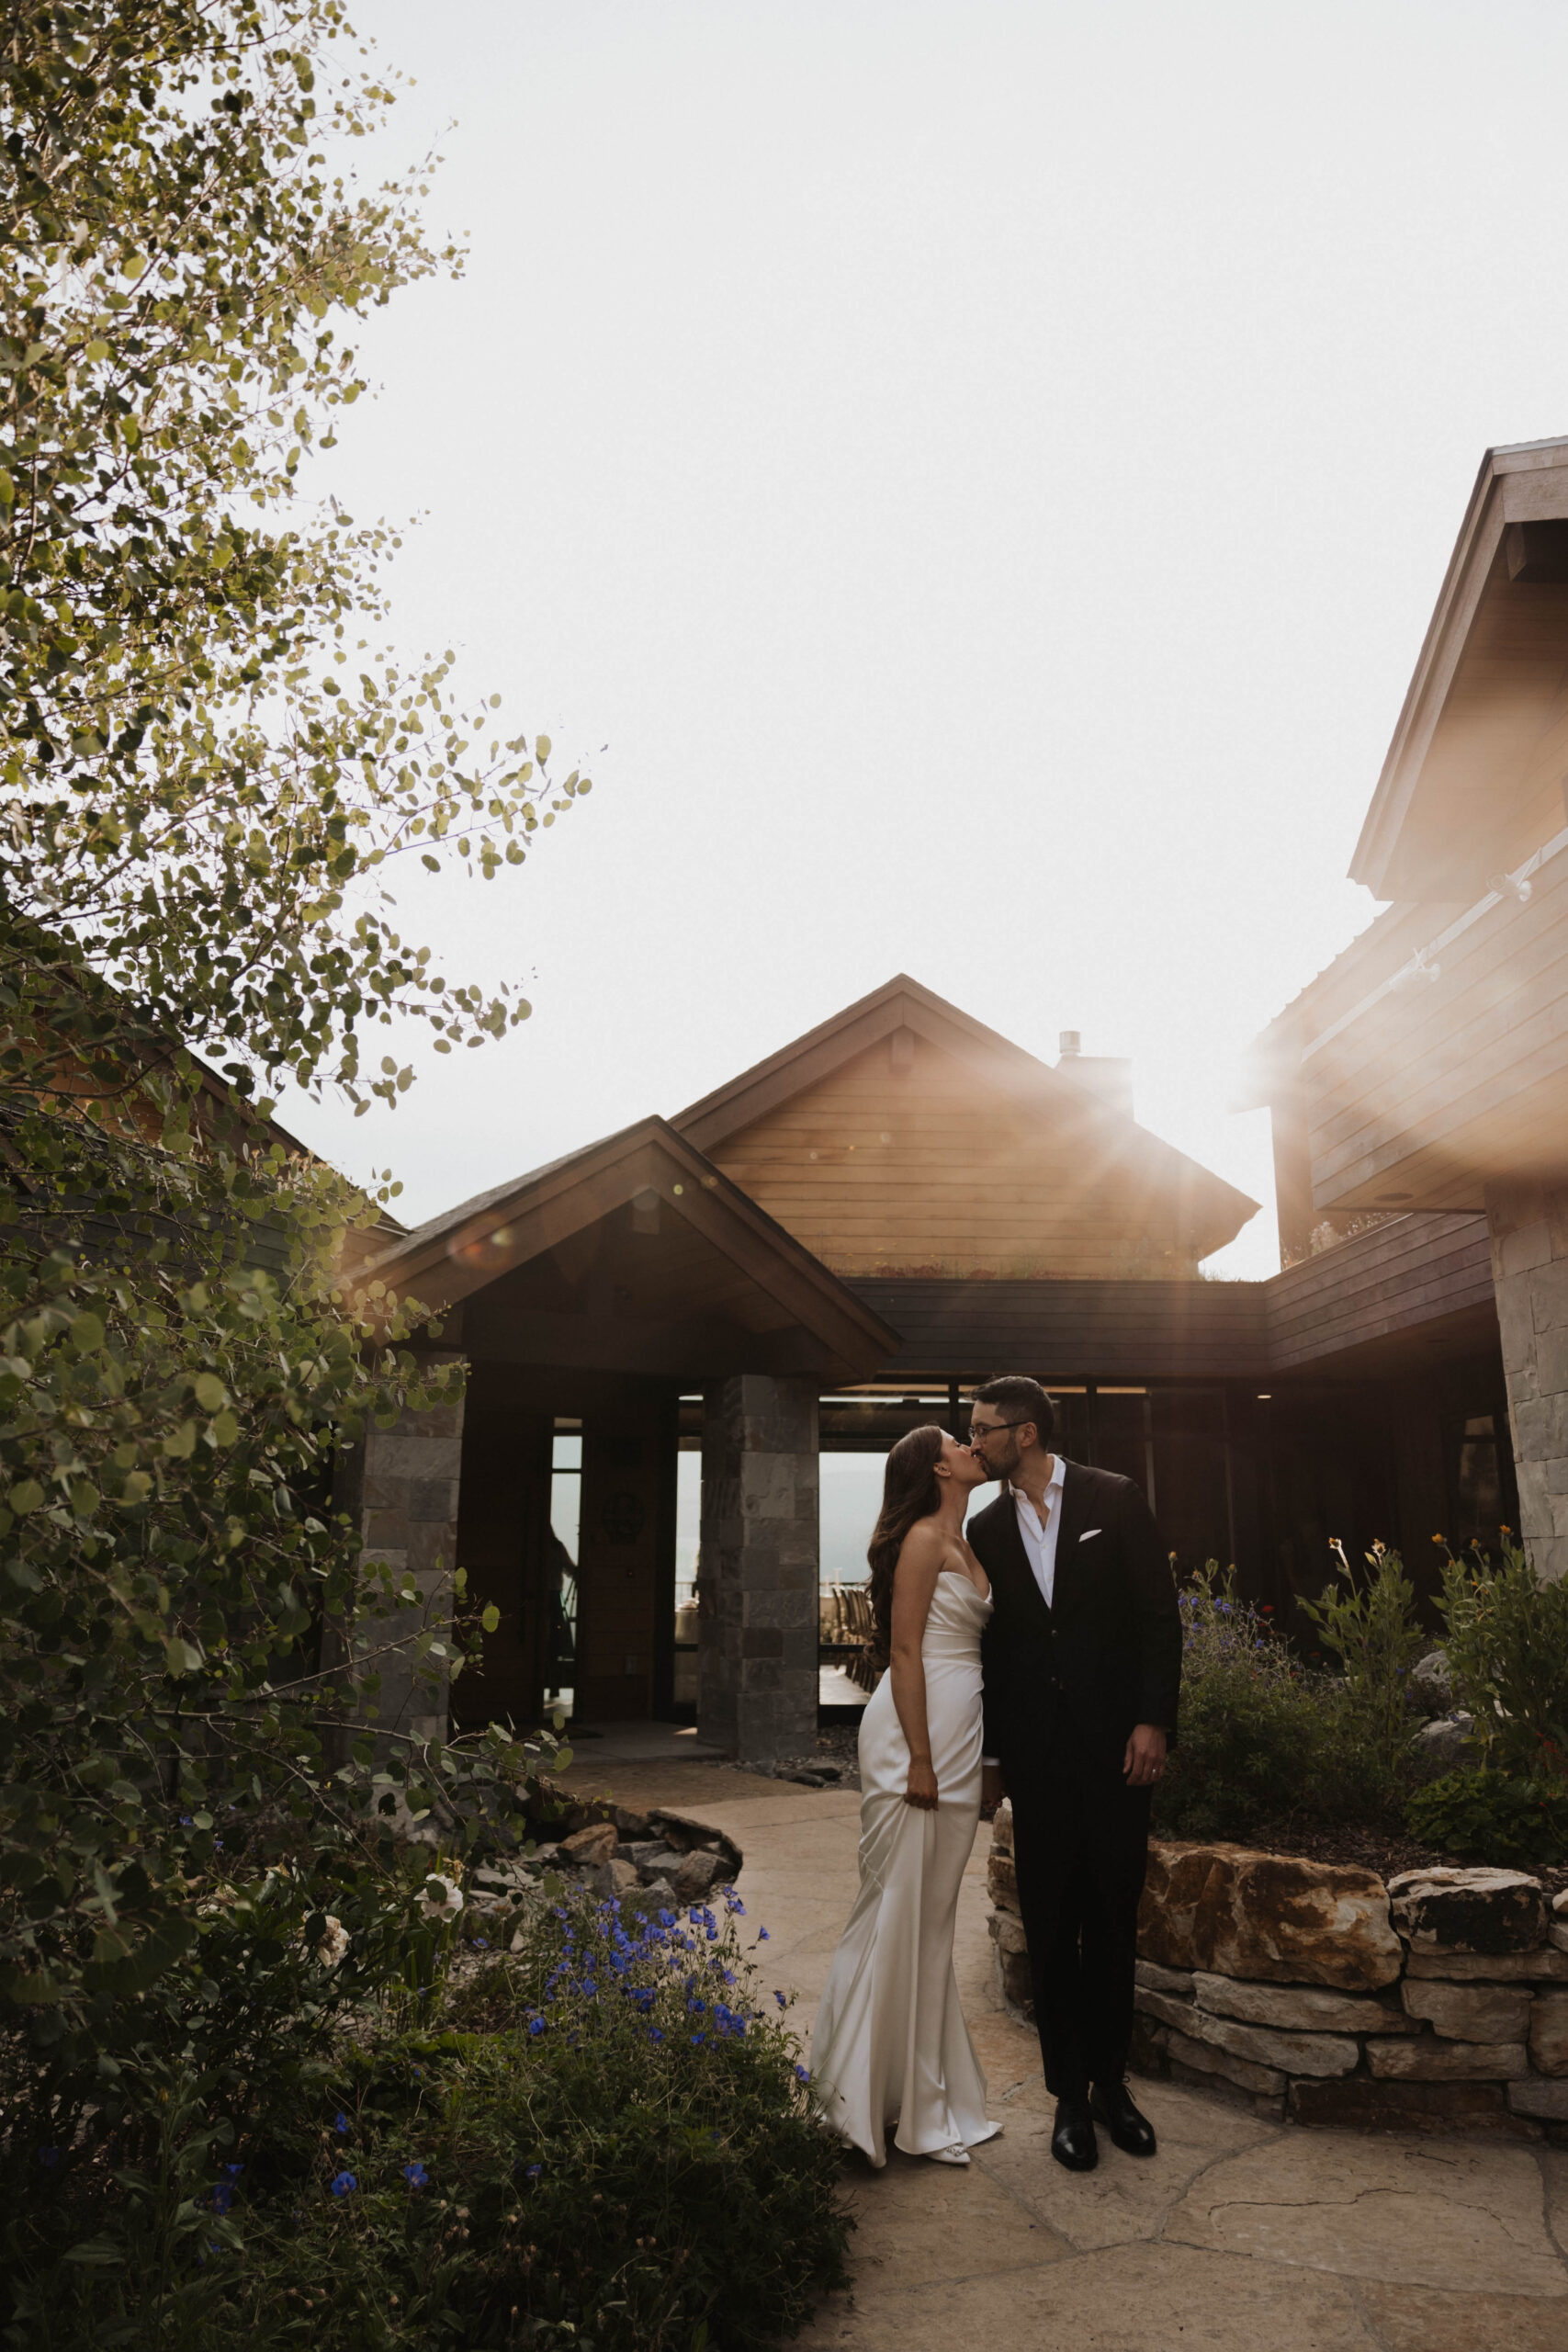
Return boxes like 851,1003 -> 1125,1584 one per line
987,1807 -> 1568,2139
333,1357 -> 465,1751
1485,1179 -> 1568,1584
696,1374 -> 819,1764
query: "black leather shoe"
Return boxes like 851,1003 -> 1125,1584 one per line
1090,2080 -> 1157,2156
1050,2097 -> 1099,2172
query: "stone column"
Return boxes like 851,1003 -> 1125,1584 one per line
334,1357 -> 466,1747
696,1374 -> 819,1762
1484,1182 -> 1568,1582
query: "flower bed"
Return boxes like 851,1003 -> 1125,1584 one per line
987,1803 -> 1568,2140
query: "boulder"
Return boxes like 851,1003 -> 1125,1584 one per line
1135,1958 -> 1195,1996
1162,2026 -> 1286,2098
611,1804 -> 653,1839
1553,1922 -> 1568,1954
1529,1987 -> 1568,2075
1409,1649 -> 1454,1711
1554,1889 -> 1568,1917
1138,1839 -> 1402,1989
1400,1980 -> 1531,2042
991,1800 -> 1014,1858
988,1851 -> 1021,1915
1366,2034 -> 1529,2080
1388,1867 -> 1546,1955
587,1856 -> 642,1902
1291,2079 -> 1525,2136
1409,1715 -> 1475,1773
1404,1945 -> 1568,1982
559,1821 -> 618,1867
1508,2075 -> 1568,2120
1135,1984 -> 1357,2076
1192,1973 -> 1413,2036
671,1849 -> 729,1905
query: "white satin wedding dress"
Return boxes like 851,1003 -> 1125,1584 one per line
809,1571 -> 1000,2165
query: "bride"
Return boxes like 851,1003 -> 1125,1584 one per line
809,1425 -> 1001,2167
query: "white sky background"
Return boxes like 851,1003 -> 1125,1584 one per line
280,0 -> 1568,1279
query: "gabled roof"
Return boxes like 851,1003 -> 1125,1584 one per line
1352,435 -> 1568,900
352,1114 -> 898,1382
673,974 -> 1258,1260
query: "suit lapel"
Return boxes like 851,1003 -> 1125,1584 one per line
1049,1459 -> 1093,1621
976,1488 -> 1055,1635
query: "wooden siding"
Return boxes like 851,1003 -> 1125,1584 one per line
1265,1214 -> 1497,1373
1300,832 -> 1568,1210
849,1277 -> 1270,1381
852,1217 -> 1497,1385
710,1031 -> 1221,1281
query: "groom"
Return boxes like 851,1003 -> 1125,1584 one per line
966,1376 -> 1180,2174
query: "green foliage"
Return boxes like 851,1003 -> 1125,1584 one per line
0,0 -> 585,2307
1406,1767 -> 1568,1869
1,0 -> 591,1118
1434,1537 -> 1568,1780
6,1888 -> 850,2352
1298,1539 -> 1427,1774
1154,1562 -> 1400,1845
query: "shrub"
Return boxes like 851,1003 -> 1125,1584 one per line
1435,1538 -> 1568,1781
5,1886 -> 847,2352
1406,1767 -> 1568,1869
1298,1540 -> 1427,1775
1154,1562 -> 1401,1845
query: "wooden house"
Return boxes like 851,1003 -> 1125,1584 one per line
1245,434 -> 1568,1592
338,435 -> 1568,1762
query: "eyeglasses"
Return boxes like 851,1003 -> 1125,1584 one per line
968,1418 -> 1028,1442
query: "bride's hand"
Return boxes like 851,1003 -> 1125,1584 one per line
904,1757 -> 939,1811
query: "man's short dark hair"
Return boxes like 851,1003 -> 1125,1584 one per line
971,1375 -> 1055,1444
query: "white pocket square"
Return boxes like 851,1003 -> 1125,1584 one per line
1079,1528 -> 1101,1542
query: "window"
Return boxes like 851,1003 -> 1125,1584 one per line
546,1420 -> 581,1717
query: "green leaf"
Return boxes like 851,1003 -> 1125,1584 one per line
8,1479 -> 45,1514
480,1603 -> 500,1633
70,1311 -> 106,1351
164,1636 -> 202,1677
193,1373 -> 226,1412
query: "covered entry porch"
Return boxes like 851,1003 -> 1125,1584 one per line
350,1117 -> 894,1763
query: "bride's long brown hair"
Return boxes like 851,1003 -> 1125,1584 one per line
865,1424 -> 945,1665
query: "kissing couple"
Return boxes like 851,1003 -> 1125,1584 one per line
809,1376 -> 1181,2175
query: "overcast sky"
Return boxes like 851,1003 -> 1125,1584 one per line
280,1 -> 1568,1278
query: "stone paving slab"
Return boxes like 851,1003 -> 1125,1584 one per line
550,1752 -> 1568,2350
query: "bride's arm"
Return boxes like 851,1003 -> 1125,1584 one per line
888,1528 -> 942,1810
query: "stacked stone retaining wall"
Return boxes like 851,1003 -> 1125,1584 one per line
986,1802 -> 1568,2139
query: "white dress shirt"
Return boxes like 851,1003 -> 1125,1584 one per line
1010,1454 -> 1066,1611
980,1454 -> 1066,1766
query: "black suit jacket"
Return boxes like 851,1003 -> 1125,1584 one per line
971,1460 -> 1181,1780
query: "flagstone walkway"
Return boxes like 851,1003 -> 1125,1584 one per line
555,1751 -> 1568,2352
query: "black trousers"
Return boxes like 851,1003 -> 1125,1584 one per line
1007,1738 -> 1152,2102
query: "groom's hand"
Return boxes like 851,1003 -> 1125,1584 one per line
1122,1724 -> 1168,1788
980,1764 -> 1006,1819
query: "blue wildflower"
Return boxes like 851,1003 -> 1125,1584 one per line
528,2015 -> 546,2036
795,2064 -> 810,2083
758,1927 -> 770,1941
649,2027 -> 664,2043
474,1937 -> 490,1950
691,2033 -> 705,2046
773,1990 -> 786,2008
334,2111 -> 349,2134
331,2171 -> 356,2198
402,2162 -> 428,2188
212,2183 -> 235,2213
525,2164 -> 543,2179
